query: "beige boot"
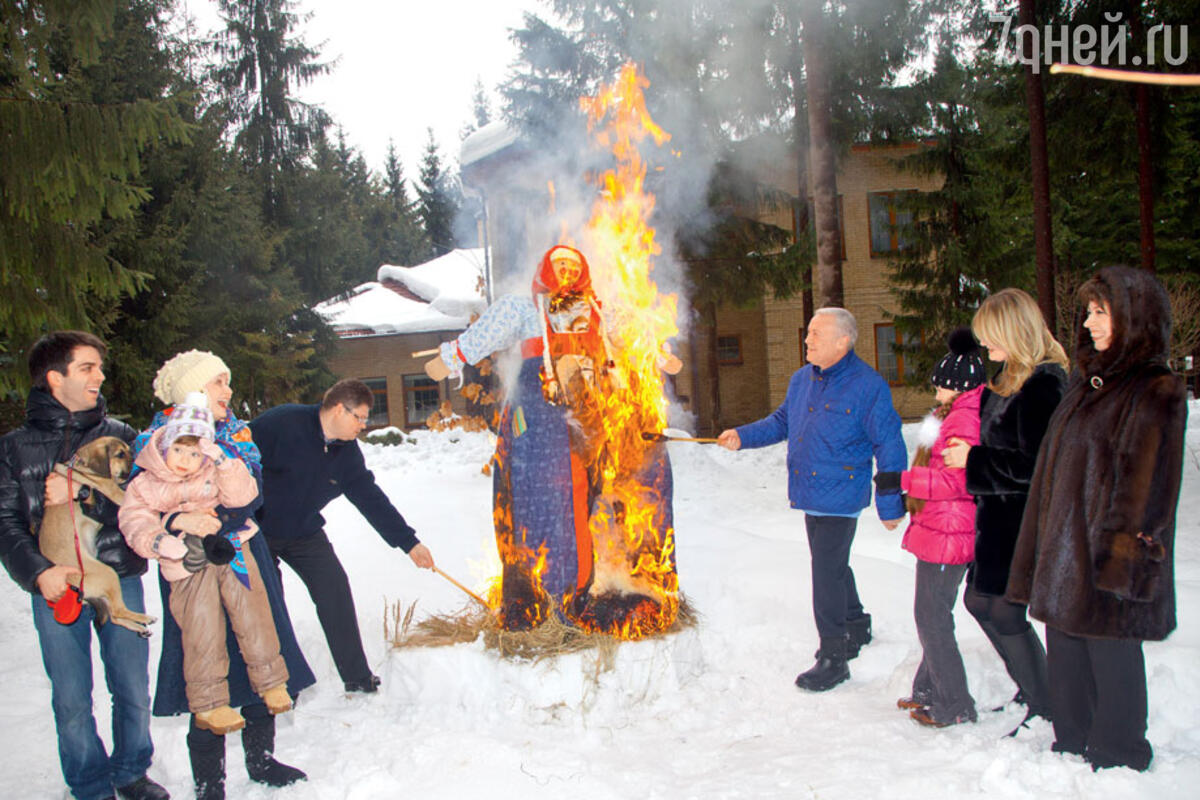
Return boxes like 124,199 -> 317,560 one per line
261,684 -> 293,715
194,705 -> 246,735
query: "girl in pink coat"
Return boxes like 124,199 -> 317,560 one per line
874,328 -> 985,727
119,393 -> 290,737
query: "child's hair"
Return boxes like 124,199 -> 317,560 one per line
169,435 -> 202,448
971,288 -> 1068,396
904,402 -> 955,517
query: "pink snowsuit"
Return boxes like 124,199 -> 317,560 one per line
119,427 -> 286,712
900,385 -> 983,565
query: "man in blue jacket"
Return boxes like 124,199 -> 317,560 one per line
718,308 -> 907,692
250,379 -> 434,694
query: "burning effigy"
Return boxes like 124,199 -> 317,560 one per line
421,64 -> 683,643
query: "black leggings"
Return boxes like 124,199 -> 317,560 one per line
963,582 -> 1031,635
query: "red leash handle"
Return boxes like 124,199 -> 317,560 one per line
46,468 -> 86,623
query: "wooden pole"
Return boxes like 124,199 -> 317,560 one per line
432,566 -> 489,609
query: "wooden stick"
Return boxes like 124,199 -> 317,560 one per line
411,348 -> 439,358
641,432 -> 720,443
1050,63 -> 1200,87
432,566 -> 489,609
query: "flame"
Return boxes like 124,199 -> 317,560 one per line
486,63 -> 681,640
570,63 -> 680,639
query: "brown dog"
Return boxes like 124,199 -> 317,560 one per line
38,436 -> 156,636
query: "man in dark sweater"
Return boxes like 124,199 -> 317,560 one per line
0,331 -> 168,800
250,379 -> 434,694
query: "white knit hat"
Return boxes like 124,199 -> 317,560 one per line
160,392 -> 216,454
153,350 -> 230,405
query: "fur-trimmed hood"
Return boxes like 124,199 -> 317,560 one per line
1077,265 -> 1171,382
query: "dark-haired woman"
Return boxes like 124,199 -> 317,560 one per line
1007,266 -> 1186,771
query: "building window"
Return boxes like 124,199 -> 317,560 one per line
868,191 -> 915,256
874,323 -> 919,386
798,196 -> 846,259
402,374 -> 440,427
361,377 -> 389,427
716,335 -> 743,365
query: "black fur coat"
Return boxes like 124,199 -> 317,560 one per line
1007,266 -> 1186,641
964,363 -> 1066,595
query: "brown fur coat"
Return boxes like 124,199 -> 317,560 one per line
1007,266 -> 1186,640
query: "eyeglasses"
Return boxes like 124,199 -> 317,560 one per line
342,405 -> 369,425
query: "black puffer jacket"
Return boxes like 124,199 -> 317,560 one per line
1008,266 -> 1186,640
964,362 -> 1067,595
0,388 -> 144,594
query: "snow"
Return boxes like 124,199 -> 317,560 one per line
2,402 -> 1198,799
461,120 -> 520,169
314,249 -> 487,335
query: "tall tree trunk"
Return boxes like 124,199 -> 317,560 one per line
1131,0 -> 1156,272
799,5 -> 844,309
788,37 -> 815,335
706,302 -> 722,432
1020,0 -> 1055,326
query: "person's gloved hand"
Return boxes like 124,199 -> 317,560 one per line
182,534 -> 208,573
203,533 -> 236,565
198,439 -> 226,464
873,471 -> 902,492
154,533 -> 189,560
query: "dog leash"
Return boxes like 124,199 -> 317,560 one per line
46,465 -> 87,624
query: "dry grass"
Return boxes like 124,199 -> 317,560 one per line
386,595 -> 700,667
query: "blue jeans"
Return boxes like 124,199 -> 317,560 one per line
32,576 -> 154,800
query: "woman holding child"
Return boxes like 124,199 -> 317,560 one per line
126,350 -> 314,800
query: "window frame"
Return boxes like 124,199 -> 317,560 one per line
715,334 -> 743,366
868,190 -> 916,258
400,373 -> 441,428
873,323 -> 921,387
359,377 -> 390,428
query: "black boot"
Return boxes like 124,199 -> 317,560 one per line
995,628 -> 1052,734
243,704 -> 307,787
188,717 -> 226,800
846,613 -> 872,659
795,636 -> 850,692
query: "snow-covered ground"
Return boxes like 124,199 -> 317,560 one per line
2,402 -> 1197,799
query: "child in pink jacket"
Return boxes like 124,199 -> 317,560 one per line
874,329 -> 985,727
119,393 -> 290,736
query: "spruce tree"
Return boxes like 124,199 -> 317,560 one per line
0,0 -> 188,393
417,129 -> 459,256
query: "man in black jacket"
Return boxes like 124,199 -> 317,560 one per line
250,379 -> 434,694
0,331 -> 168,800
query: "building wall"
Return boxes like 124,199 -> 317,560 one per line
325,330 -> 471,430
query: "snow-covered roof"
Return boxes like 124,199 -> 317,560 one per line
314,248 -> 488,336
460,120 -> 519,168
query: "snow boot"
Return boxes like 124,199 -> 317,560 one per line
113,776 -> 169,800
243,704 -> 307,787
194,704 -> 245,735
995,628 -> 1052,735
795,636 -> 850,692
846,613 -> 872,659
188,718 -> 226,800
260,684 -> 293,715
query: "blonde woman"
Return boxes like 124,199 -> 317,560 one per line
942,288 -> 1068,732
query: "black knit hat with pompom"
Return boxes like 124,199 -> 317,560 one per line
931,327 -> 986,391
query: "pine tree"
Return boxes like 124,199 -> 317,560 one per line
212,0 -> 330,218
417,129 -> 459,256
0,0 -> 188,393
378,141 -> 430,264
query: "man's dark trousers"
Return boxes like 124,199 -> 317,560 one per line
804,514 -> 864,639
266,530 -> 371,685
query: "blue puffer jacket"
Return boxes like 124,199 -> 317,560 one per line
736,350 -> 907,519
